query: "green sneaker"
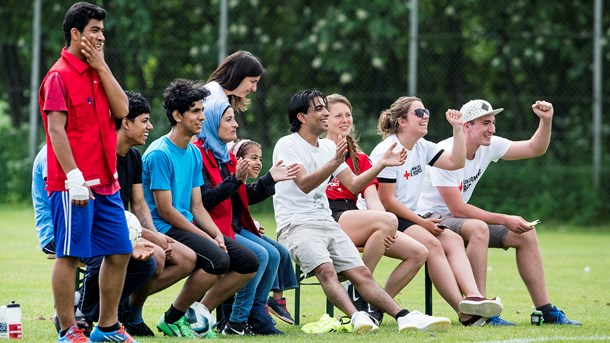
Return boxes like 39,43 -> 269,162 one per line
204,330 -> 219,339
157,315 -> 195,337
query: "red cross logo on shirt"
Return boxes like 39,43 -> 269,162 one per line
459,181 -> 463,192
404,170 -> 410,180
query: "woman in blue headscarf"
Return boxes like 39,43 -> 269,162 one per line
193,100 -> 298,335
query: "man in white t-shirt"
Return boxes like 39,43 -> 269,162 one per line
417,99 -> 580,326
273,89 -> 451,333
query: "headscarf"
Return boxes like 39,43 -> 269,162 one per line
196,100 -> 232,163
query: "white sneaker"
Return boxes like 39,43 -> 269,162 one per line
397,310 -> 451,332
351,311 -> 379,333
458,297 -> 504,318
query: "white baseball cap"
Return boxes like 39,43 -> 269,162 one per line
460,99 -> 504,122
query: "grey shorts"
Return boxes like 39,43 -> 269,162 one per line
426,212 -> 509,250
277,218 -> 364,278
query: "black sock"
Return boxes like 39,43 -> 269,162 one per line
97,322 -> 120,332
59,328 -> 69,337
164,305 -> 186,324
394,309 -> 410,320
537,303 -> 554,321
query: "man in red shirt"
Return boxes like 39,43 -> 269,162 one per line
38,2 -> 134,342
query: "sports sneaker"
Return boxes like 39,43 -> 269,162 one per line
460,315 -> 487,326
344,281 -> 369,312
486,316 -> 515,326
54,310 -> 92,336
122,321 -> 155,337
351,311 -> 379,333
156,315 -> 194,337
300,314 -> 342,333
338,316 -> 354,333
90,325 -> 138,342
397,311 -> 451,332
221,321 -> 256,335
367,306 -> 384,326
266,297 -> 295,325
545,306 -> 582,325
458,297 -> 504,318
57,325 -> 90,343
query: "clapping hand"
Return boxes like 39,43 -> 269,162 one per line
380,141 -> 407,167
269,160 -> 300,182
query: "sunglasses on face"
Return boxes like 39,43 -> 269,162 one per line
413,108 -> 430,118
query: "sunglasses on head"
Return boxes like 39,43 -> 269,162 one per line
413,108 -> 430,118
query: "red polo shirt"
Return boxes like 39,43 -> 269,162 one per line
39,48 -> 119,194
326,152 -> 378,201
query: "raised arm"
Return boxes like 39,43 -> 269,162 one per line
336,142 -> 407,194
292,139 -> 347,194
429,109 -> 466,170
502,101 -> 553,160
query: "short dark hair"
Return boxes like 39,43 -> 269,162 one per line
162,79 -> 210,127
62,2 -> 106,47
288,89 -> 326,133
115,91 -> 151,130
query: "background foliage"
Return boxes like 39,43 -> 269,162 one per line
0,0 -> 608,223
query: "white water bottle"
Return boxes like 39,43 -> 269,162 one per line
0,305 -> 7,339
6,302 -> 21,340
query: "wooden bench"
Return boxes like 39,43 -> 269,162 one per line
293,247 -> 433,325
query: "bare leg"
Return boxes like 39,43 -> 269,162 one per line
313,263 -> 358,316
97,254 -> 130,327
172,269 -> 220,311
338,210 -> 397,273
201,271 -> 255,311
149,241 -> 196,295
405,226 -> 465,315
53,256 -> 80,331
503,229 -> 550,307
342,266 -> 402,317
457,220 -> 490,296
382,232 -> 428,297
436,230 -> 482,297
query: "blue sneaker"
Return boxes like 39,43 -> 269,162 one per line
90,325 -> 138,342
486,316 -> 515,326
58,325 -> 90,343
545,306 -> 582,325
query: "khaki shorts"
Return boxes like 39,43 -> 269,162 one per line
426,212 -> 509,250
277,218 -> 364,278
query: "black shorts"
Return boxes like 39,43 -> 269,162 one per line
329,199 -> 359,222
166,228 -> 259,275
396,216 -> 419,232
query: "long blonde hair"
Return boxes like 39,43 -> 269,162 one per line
377,96 -> 421,139
326,93 -> 364,175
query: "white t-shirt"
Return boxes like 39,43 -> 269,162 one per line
369,135 -> 443,211
272,134 -> 348,231
204,81 -> 229,107
416,135 -> 512,214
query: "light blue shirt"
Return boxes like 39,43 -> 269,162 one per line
32,145 -> 53,249
142,136 -> 204,234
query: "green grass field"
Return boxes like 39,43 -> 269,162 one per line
1,204 -> 609,342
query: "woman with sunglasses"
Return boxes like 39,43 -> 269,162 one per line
372,96 -> 504,326
324,94 -> 429,325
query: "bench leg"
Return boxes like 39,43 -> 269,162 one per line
294,264 -> 301,325
424,262 -> 433,315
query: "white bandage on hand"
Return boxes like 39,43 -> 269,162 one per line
65,168 -> 88,201
65,168 -> 86,189
69,184 -> 90,201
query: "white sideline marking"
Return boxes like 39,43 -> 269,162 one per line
480,336 -> 610,343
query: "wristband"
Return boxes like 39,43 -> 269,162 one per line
65,168 -> 86,189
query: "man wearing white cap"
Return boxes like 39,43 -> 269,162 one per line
416,99 -> 581,326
